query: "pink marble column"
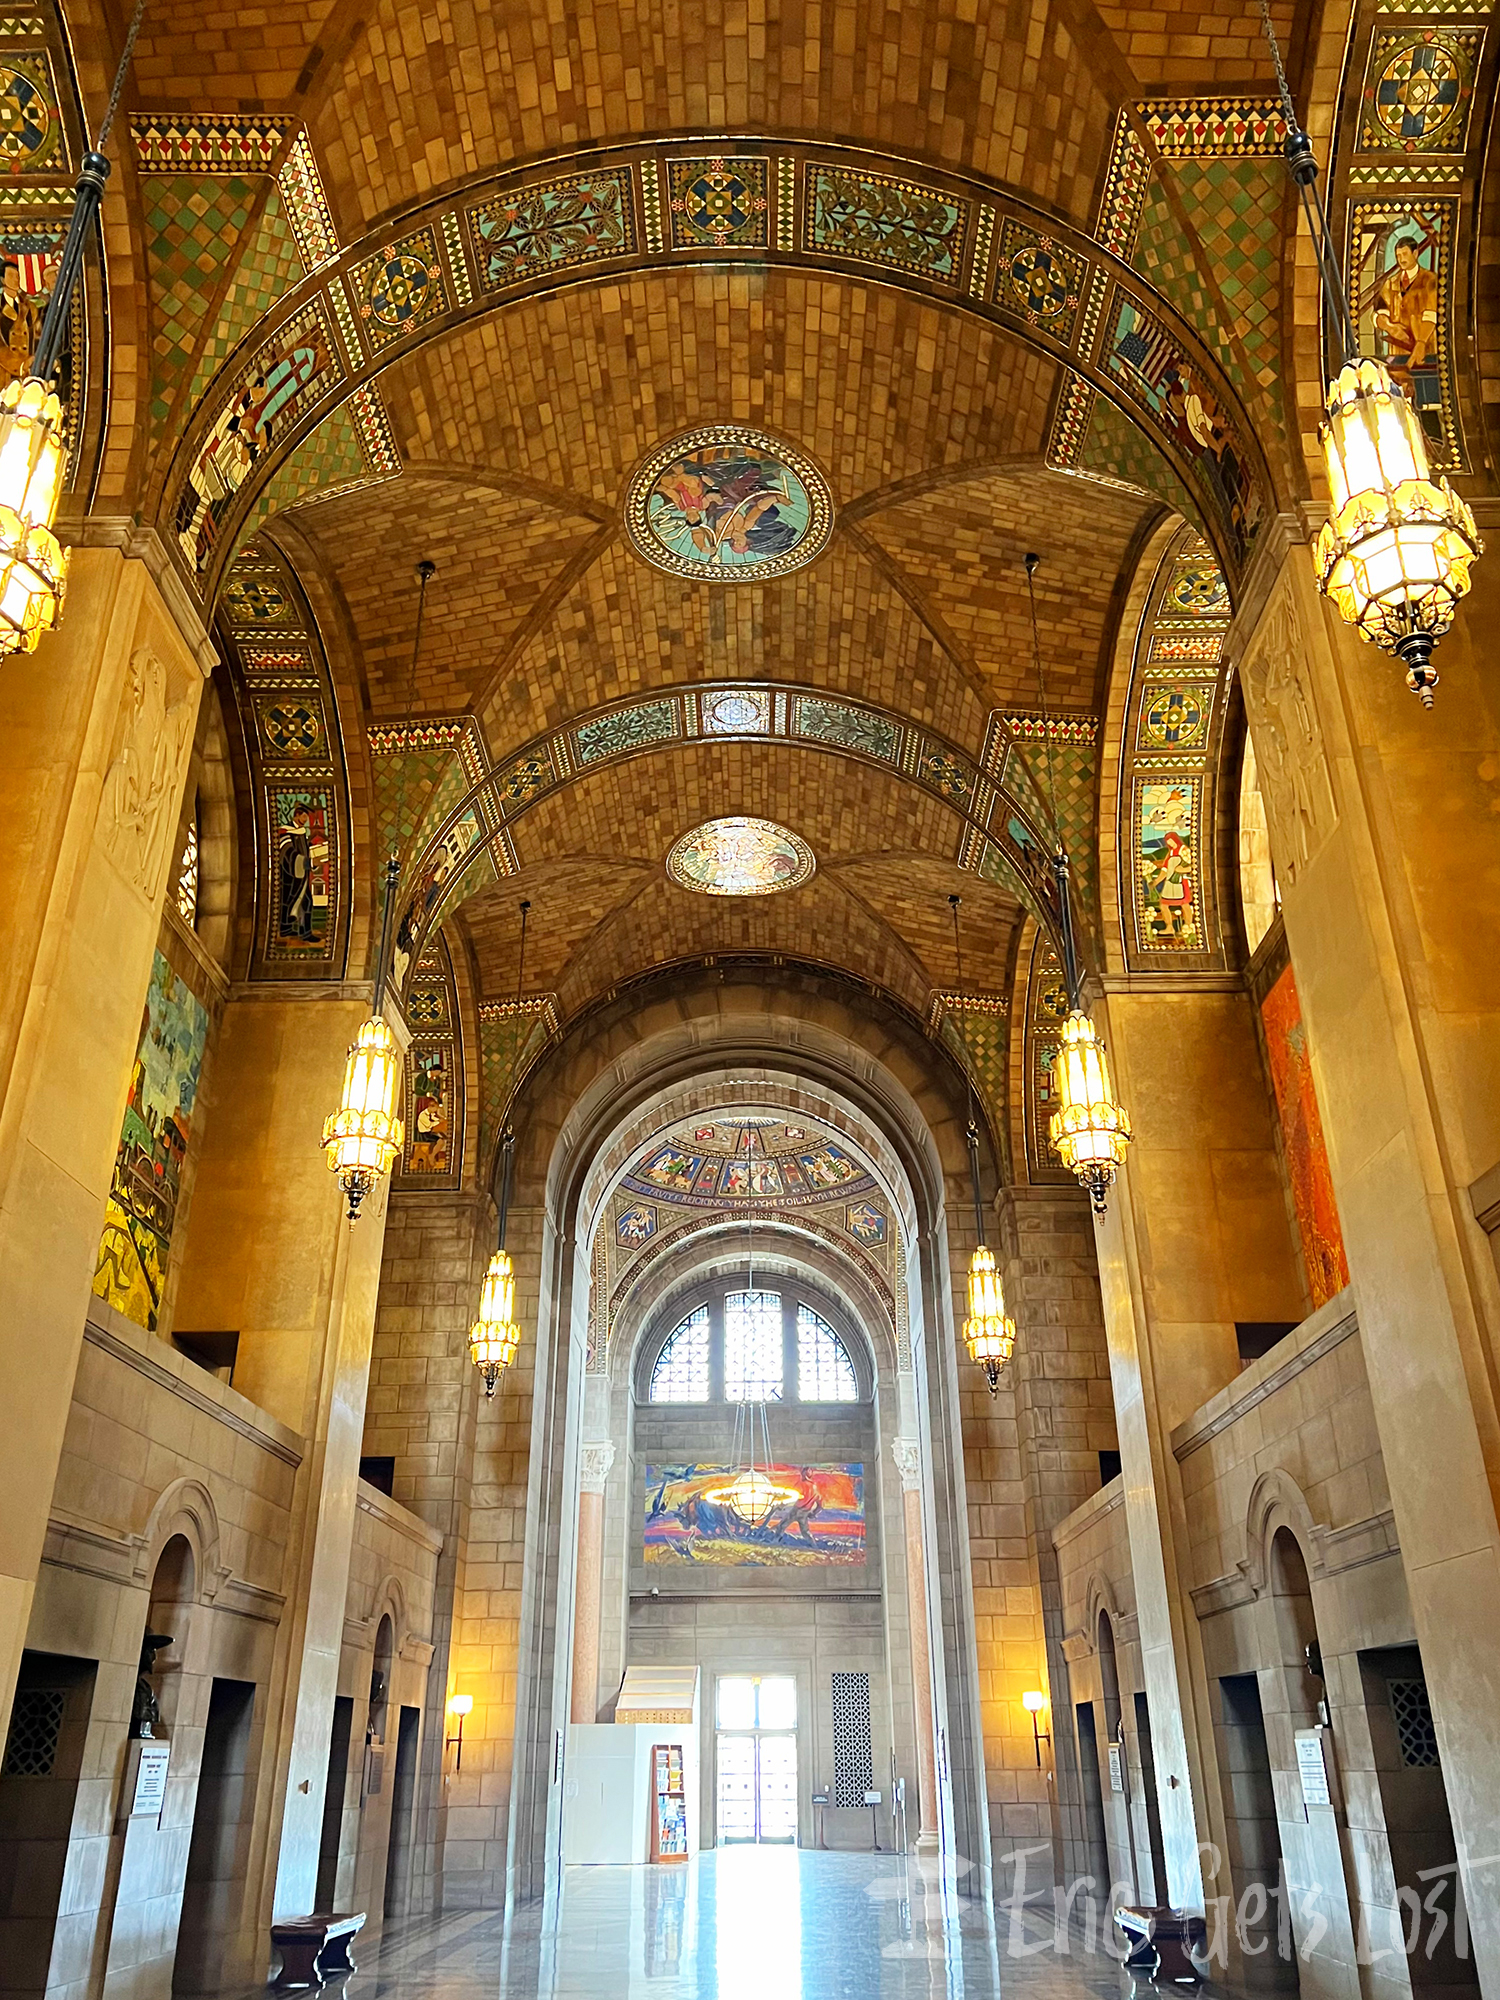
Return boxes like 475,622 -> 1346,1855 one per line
570,1443 -> 614,1725
896,1441 -> 940,1845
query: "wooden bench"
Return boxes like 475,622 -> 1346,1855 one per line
1115,1905 -> 1207,1982
270,1912 -> 366,1989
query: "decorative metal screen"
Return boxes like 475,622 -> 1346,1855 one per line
796,1305 -> 858,1401
3,1689 -> 65,1777
650,1305 -> 711,1402
831,1670 -> 873,1807
724,1291 -> 783,1401
1389,1678 -> 1439,1767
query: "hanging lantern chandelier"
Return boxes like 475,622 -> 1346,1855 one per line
1258,0 -> 1480,707
706,1217 -> 802,1517
1022,554 -> 1132,1217
0,0 -> 146,656
321,561 -> 435,1219
947,894 -> 1016,1393
468,899 -> 531,1397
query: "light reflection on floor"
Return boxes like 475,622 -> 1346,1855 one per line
309,1849 -> 1212,2000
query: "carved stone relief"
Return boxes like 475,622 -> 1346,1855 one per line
579,1440 -> 617,1493
100,648 -> 194,900
1240,579 -> 1338,888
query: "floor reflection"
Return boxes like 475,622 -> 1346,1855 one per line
305,1850 -> 1222,2000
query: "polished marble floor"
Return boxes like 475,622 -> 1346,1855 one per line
324,1849 -> 1235,2000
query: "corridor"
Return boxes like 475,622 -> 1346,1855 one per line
325,1851 -> 1194,2000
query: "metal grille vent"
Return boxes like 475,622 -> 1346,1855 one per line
831,1670 -> 873,1807
3,1689 -> 66,1777
1390,1678 -> 1439,1767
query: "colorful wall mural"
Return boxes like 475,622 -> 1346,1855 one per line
644,1463 -> 865,1567
92,952 -> 210,1332
1261,963 -> 1350,1310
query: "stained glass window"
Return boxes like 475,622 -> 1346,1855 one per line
175,802 -> 200,930
665,818 -> 815,897
796,1305 -> 858,1401
724,1291 -> 783,1401
650,1305 -> 711,1402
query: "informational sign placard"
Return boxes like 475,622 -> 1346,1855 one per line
1108,1743 -> 1125,1794
125,1740 -> 170,1819
1295,1726 -> 1331,1807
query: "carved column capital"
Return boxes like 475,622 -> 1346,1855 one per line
891,1437 -> 922,1492
579,1441 -> 616,1494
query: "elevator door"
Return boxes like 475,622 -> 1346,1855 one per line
715,1675 -> 798,1844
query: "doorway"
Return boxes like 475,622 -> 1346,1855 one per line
715,1675 -> 797,1844
174,1679 -> 257,1996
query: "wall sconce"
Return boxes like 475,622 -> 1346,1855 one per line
446,1694 -> 472,1773
1023,1689 -> 1050,1767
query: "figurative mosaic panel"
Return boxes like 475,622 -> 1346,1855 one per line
616,1202 -> 657,1248
805,163 -> 968,283
1359,28 -> 1481,153
667,156 -> 769,249
623,426 -> 834,582
845,1202 -> 886,1247
268,787 -> 334,957
644,1464 -> 865,1567
1349,196 -> 1462,469
1261,963 -> 1351,1309
1024,931 -> 1071,1180
91,953 -> 209,1333
406,1044 -> 456,1175
1135,779 -> 1201,949
470,167 -> 635,289
1104,293 -> 1263,569
620,1118 -> 876,1210
175,297 -> 342,577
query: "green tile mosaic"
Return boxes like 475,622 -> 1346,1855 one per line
143,173 -> 259,448
185,185 -> 304,416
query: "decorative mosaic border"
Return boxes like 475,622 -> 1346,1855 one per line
157,132 -> 1271,603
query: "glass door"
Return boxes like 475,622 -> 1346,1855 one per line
715,1675 -> 798,1844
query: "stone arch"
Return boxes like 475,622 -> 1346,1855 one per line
133,1475 -> 230,1602
156,136 -> 1277,606
1243,1465 -> 1323,1597
493,962 -> 991,1902
365,1572 -> 409,1652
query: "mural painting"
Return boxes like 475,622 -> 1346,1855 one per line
1261,963 -> 1350,1310
640,1145 -> 704,1194
1105,295 -> 1262,567
1136,778 -> 1200,948
269,787 -> 333,956
92,953 -> 209,1332
406,1045 -> 454,1174
644,1464 -> 865,1567
1350,197 -> 1460,468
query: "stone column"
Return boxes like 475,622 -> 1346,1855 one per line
1002,1184 -> 1116,1891
1088,977 -> 1306,1917
0,545 -> 209,1726
1234,525 -> 1500,1989
892,1439 -> 940,1845
570,1442 -> 615,1725
170,988 -> 400,1921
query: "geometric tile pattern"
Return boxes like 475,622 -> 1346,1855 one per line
667,156 -> 769,250
184,185 -> 305,415
141,172 -> 261,448
805,162 -> 969,284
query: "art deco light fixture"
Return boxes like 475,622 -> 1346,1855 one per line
0,0 -> 146,655
1260,0 -> 1480,706
322,855 -> 404,1221
321,561 -> 435,1218
445,1693 -> 472,1773
1022,1688 -> 1051,1766
706,1220 -> 801,1522
947,894 -> 1016,1393
469,899 -> 530,1397
1023,554 -> 1132,1217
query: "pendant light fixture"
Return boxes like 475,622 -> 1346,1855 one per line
1258,0 -> 1480,707
321,560 -> 435,1218
469,898 -> 530,1397
947,893 -> 1015,1393
708,1215 -> 801,1522
0,0 -> 147,656
1023,554 -> 1132,1217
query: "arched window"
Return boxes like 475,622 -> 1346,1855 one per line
724,1290 -> 783,1401
796,1305 -> 858,1402
645,1284 -> 868,1403
175,796 -> 200,930
649,1305 -> 711,1402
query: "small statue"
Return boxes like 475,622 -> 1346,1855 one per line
131,1632 -> 173,1739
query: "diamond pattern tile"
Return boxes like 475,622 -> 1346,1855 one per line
185,184 -> 304,415
143,172 -> 259,448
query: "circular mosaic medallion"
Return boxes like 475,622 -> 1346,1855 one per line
0,68 -> 54,168
366,250 -> 432,329
1373,36 -> 1464,149
666,816 -> 816,897
1164,562 -> 1229,617
624,425 -> 834,582
1143,686 -> 1205,748
1008,243 -> 1071,320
